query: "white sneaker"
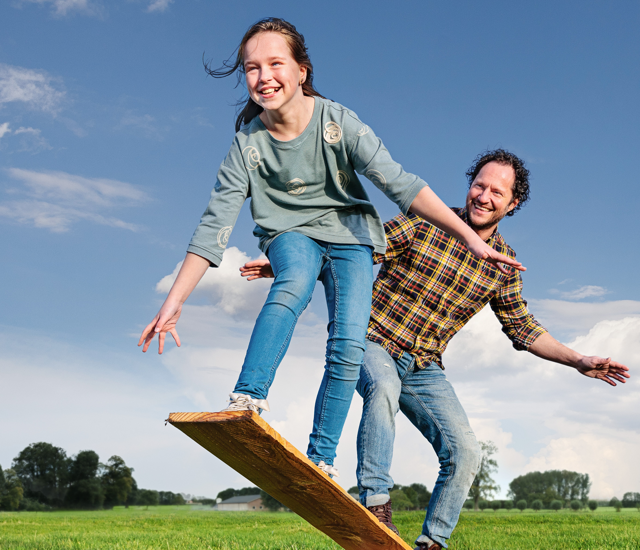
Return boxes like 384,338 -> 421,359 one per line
317,461 -> 339,478
223,393 -> 270,413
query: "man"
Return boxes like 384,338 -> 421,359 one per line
240,149 -> 630,549
355,149 -> 629,549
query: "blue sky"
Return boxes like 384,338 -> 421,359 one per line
1,0 -> 639,501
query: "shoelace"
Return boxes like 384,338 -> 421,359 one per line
369,503 -> 392,522
317,460 -> 340,477
226,393 -> 270,412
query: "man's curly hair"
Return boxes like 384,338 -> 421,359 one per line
465,149 -> 530,217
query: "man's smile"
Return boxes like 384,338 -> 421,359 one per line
471,202 -> 493,213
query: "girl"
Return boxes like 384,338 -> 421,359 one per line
138,18 -> 521,476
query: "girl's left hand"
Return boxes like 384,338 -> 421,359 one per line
240,259 -> 274,280
468,240 -> 525,275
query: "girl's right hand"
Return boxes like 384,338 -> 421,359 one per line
138,301 -> 183,354
240,259 -> 274,280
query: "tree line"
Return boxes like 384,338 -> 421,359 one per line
0,442 -> 186,511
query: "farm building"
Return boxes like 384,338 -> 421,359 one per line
216,494 -> 264,511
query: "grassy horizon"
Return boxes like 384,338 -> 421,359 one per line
0,505 -> 638,549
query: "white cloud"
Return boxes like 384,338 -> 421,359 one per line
551,284 -> 610,301
12,126 -> 51,152
147,0 -> 173,13
0,63 -> 65,114
528,298 -> 640,339
443,306 -> 640,499
156,247 -> 273,320
17,0 -> 100,17
0,122 -> 10,139
0,168 -> 149,232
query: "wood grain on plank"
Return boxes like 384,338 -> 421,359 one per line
167,411 -> 412,550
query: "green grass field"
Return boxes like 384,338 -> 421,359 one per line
1,506 -> 638,550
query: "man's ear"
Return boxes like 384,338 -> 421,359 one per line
507,198 -> 519,213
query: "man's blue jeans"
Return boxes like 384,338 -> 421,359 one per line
234,232 -> 373,466
356,340 -> 481,548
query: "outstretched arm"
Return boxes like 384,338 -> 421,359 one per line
138,252 -> 210,354
409,187 -> 524,274
528,332 -> 630,386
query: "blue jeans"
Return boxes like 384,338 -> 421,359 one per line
356,340 -> 481,548
234,231 -> 373,466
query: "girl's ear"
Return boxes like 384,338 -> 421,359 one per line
299,65 -> 307,86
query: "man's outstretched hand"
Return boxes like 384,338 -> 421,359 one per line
240,259 -> 274,281
575,356 -> 630,387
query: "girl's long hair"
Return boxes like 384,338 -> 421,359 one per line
204,18 -> 325,132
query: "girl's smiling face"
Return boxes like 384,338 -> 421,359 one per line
243,32 -> 307,114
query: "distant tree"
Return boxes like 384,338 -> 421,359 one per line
503,500 -> 514,511
402,485 -> 419,509
101,456 -> 134,508
126,478 -> 139,507
468,441 -> 500,511
463,500 -> 473,510
622,492 -> 640,508
550,500 -> 562,511
516,500 -> 527,511
347,486 -> 359,496
158,491 -> 185,505
137,489 -> 159,508
408,483 -> 431,510
12,442 -> 70,507
198,498 -> 216,506
390,489 -> 413,511
531,499 -> 542,511
588,500 -> 598,511
0,467 -> 24,511
570,500 -> 581,511
609,497 -> 621,508
260,489 -> 283,511
490,500 -> 501,511
65,451 -> 104,510
508,470 -> 590,506
236,486 -> 260,496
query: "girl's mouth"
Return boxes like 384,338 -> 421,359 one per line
259,87 -> 281,98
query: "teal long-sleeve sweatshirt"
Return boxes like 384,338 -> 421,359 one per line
187,97 -> 428,267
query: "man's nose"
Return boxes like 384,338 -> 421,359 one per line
477,189 -> 491,202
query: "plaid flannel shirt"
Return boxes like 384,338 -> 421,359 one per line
367,208 -> 547,369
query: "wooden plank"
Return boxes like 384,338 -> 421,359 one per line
168,411 -> 412,550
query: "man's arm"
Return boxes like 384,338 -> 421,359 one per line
527,332 -> 630,387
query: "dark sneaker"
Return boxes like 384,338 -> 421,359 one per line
367,500 -> 399,535
414,541 -> 442,550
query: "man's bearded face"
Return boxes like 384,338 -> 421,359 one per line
465,162 -> 518,234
